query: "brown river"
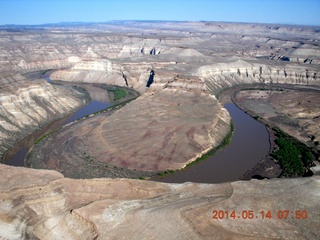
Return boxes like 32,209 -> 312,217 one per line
154,103 -> 270,183
3,83 -> 270,183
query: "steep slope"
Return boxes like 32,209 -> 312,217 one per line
0,77 -> 86,159
198,60 -> 320,95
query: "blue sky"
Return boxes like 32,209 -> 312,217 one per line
1,0 -> 319,26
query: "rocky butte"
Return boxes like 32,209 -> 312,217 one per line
0,21 -> 319,239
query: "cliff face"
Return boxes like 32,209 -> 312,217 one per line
198,60 -> 320,95
1,164 -> 319,240
0,77 -> 85,158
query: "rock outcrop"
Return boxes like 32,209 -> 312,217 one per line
198,60 -> 320,95
0,164 -> 319,240
0,77 -> 86,158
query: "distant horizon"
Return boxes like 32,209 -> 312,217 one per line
1,0 -> 320,26
1,19 -> 319,28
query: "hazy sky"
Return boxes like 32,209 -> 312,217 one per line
1,0 -> 319,26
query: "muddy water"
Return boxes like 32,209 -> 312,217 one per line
153,103 -> 270,183
4,87 -> 271,183
3,85 -> 112,166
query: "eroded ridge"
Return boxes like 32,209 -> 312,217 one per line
0,77 -> 86,159
0,164 -> 319,239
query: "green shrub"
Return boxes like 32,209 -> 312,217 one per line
271,130 -> 314,176
34,132 -> 53,145
109,88 -> 127,101
272,137 -> 304,176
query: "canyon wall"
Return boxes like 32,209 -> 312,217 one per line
198,60 -> 320,95
0,77 -> 85,159
0,21 -> 320,239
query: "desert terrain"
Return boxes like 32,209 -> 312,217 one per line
0,21 -> 319,239
234,86 -> 320,149
1,163 -> 319,240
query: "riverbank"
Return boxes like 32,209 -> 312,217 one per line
26,83 -> 143,178
8,80 -> 318,182
240,126 -> 281,180
25,89 -> 231,180
215,85 -> 280,180
153,102 -> 270,183
3,81 -> 139,167
1,83 -> 91,165
230,84 -> 320,179
151,120 -> 235,180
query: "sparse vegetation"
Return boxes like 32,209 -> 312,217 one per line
108,87 -> 127,101
156,121 -> 235,178
187,121 -> 235,168
35,86 -> 137,146
157,169 -> 175,176
34,132 -> 53,145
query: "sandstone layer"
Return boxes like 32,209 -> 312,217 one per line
0,76 -> 86,159
0,164 -> 319,240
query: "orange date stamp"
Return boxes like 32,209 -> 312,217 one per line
212,210 -> 309,220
